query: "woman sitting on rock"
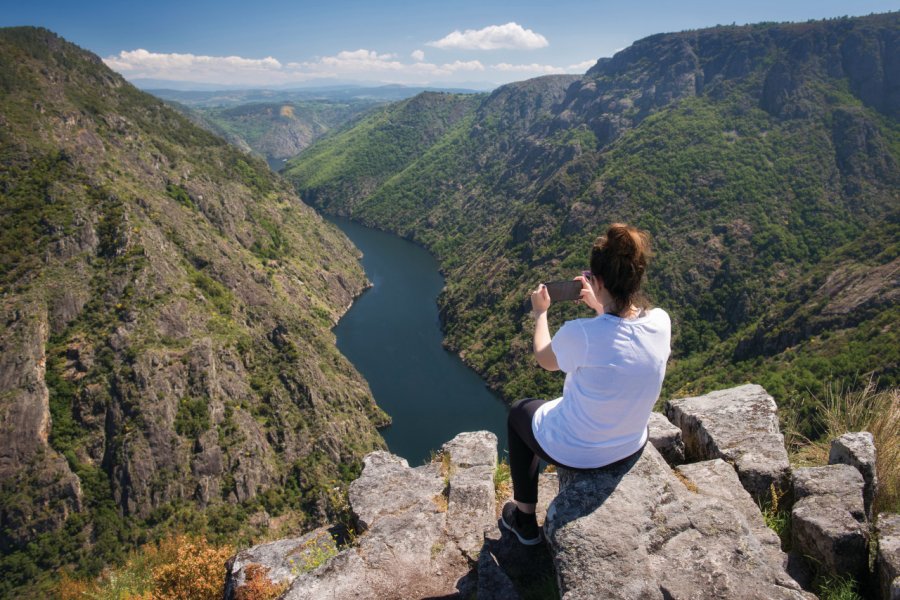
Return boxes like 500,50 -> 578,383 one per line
502,223 -> 671,545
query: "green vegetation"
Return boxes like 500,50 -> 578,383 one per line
812,573 -> 863,600
166,182 -> 195,210
175,397 -> 211,439
758,484 -> 792,550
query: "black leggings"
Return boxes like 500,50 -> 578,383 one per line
507,398 -> 649,505
507,398 -> 567,504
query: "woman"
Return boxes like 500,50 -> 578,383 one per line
501,223 -> 671,545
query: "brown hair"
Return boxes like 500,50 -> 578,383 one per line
589,223 -> 653,314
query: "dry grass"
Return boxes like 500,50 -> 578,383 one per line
234,564 -> 288,600
673,469 -> 699,493
785,380 -> 899,514
55,534 -> 234,600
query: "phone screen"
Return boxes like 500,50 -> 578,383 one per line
544,280 -> 583,302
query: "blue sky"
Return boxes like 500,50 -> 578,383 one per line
2,0 -> 897,88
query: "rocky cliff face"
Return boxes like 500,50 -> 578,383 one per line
0,27 -> 387,591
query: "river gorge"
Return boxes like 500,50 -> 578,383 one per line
328,216 -> 509,465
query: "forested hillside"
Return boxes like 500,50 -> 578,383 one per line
0,27 -> 388,596
286,13 -> 899,429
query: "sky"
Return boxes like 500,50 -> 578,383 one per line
1,0 -> 897,89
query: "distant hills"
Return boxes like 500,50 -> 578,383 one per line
148,84 -> 488,108
285,13 -> 899,425
0,26 -> 388,595
151,85 -> 486,171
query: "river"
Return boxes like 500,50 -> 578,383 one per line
328,216 -> 508,465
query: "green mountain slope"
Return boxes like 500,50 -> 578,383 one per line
0,27 -> 387,595
285,14 -> 899,427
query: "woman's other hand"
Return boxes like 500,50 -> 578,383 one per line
576,274 -> 604,315
530,284 -> 551,315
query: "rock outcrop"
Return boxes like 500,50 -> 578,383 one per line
791,465 -> 869,581
665,383 -> 791,501
224,384 -> 890,599
829,431 -> 878,518
261,432 -> 497,599
545,446 -> 811,599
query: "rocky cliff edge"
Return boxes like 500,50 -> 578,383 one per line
225,384 -> 896,599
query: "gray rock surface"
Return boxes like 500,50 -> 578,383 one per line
878,513 -> 900,600
647,411 -> 685,465
281,431 -> 498,599
675,458 -> 770,533
224,526 -> 338,599
546,444 -> 812,599
442,430 -> 500,557
791,465 -> 868,580
829,431 -> 878,517
665,383 -> 791,501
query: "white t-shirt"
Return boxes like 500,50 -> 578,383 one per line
532,308 -> 671,468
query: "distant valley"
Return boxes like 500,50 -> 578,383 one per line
152,85 -> 485,170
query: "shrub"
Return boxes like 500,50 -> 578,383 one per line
233,564 -> 287,600
149,534 -> 234,600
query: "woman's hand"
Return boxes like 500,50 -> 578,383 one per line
576,274 -> 604,315
530,283 -> 551,315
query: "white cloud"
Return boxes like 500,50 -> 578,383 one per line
428,22 -> 549,50
443,60 -> 485,72
103,49 -> 282,83
103,45 -> 596,86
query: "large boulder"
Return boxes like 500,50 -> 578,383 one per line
665,384 -> 791,501
877,513 -> 900,600
791,464 -> 869,581
544,444 -> 812,599
829,431 -> 878,518
279,431 -> 498,599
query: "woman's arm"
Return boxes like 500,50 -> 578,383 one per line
531,285 -> 560,371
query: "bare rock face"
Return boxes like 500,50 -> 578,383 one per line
0,303 -> 83,546
647,411 -> 685,465
665,383 -> 791,501
791,465 -> 869,581
829,431 -> 878,518
280,431 -> 499,599
545,444 -> 812,599
877,513 -> 900,600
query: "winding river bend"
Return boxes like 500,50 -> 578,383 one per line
328,216 -> 508,465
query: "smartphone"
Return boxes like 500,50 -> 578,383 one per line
544,280 -> 583,302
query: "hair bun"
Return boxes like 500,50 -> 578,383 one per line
589,223 -> 653,311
